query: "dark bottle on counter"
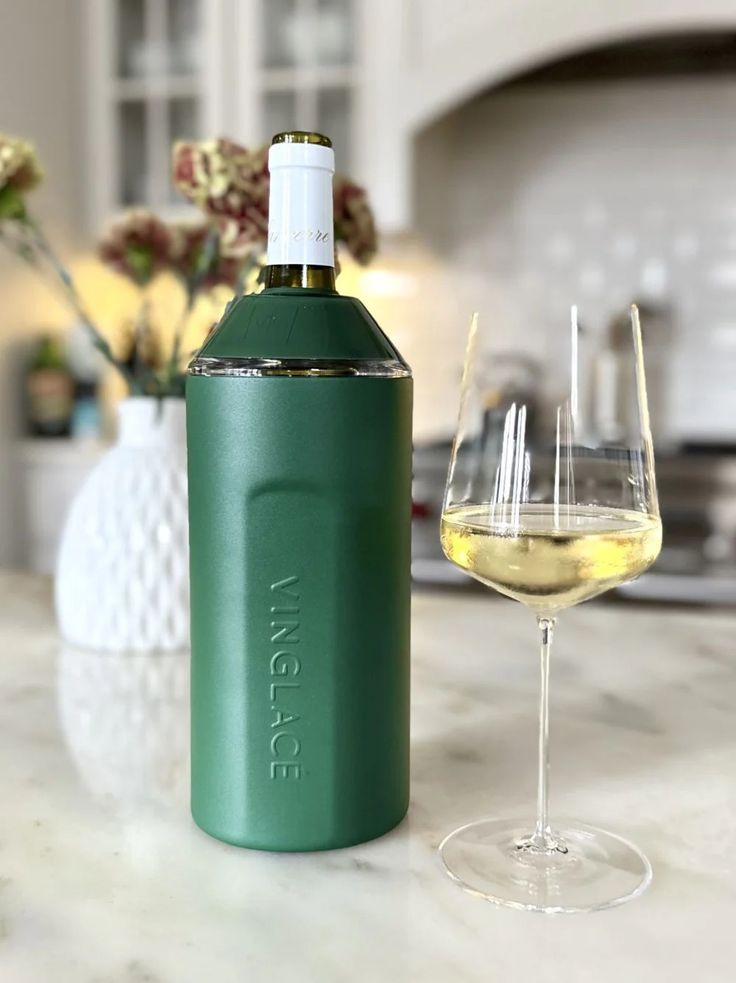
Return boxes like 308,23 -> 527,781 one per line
25,334 -> 74,438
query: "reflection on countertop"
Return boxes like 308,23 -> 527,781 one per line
58,644 -> 189,809
2,571 -> 736,981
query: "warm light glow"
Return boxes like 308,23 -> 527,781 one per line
76,257 -> 232,416
357,269 -> 418,299
69,255 -> 230,366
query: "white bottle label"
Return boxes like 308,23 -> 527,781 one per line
267,142 -> 335,268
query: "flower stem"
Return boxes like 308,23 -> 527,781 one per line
22,213 -> 133,386
167,227 -> 220,387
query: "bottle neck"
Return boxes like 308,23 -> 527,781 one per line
264,264 -> 336,290
265,140 -> 335,289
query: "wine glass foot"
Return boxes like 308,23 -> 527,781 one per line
439,817 -> 652,913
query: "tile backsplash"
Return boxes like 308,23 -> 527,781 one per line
396,75 -> 736,445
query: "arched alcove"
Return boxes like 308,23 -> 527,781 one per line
402,31 -> 736,444
403,2 -> 736,131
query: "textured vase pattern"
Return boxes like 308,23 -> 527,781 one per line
55,398 -> 189,653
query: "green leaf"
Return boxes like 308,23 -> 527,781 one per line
0,185 -> 27,220
126,243 -> 154,285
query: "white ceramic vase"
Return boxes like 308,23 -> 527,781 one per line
55,397 -> 189,652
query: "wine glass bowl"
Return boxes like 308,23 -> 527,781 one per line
439,306 -> 661,913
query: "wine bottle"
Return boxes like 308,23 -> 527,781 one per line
25,334 -> 74,438
186,132 -> 412,851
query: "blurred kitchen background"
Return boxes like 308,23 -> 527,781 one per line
2,0 -> 736,603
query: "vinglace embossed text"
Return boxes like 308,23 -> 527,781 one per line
269,576 -> 302,780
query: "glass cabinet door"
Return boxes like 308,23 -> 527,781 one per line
259,0 -> 355,168
315,0 -> 353,66
316,86 -> 350,168
262,90 -> 299,137
166,0 -> 200,74
118,100 -> 147,205
91,0 -> 360,227
262,0 -> 301,68
113,0 -> 204,216
117,0 -> 148,77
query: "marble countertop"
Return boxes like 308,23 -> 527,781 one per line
2,573 -> 736,982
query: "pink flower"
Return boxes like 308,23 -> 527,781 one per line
98,209 -> 172,286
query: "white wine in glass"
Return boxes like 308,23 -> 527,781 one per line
441,504 -> 661,613
439,306 -> 661,913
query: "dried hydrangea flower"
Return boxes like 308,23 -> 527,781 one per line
169,220 -> 242,291
333,176 -> 377,266
99,209 -> 173,286
172,137 -> 379,267
0,135 -> 43,219
173,139 -> 270,258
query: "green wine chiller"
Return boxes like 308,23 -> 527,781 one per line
186,132 -> 412,851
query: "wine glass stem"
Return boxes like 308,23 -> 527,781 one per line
533,616 -> 557,850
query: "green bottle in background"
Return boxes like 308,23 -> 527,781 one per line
186,132 -> 413,851
25,334 -> 74,438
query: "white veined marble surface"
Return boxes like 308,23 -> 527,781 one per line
1,572 -> 735,982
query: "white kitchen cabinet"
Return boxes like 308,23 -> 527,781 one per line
82,0 -> 220,231
81,0 -> 385,231
80,0 -> 736,238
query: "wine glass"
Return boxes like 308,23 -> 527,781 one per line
439,305 -> 661,913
